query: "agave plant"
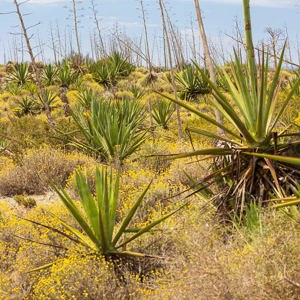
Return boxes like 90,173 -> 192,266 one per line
152,100 -> 175,129
90,61 -> 114,87
43,64 -> 57,86
8,63 -> 30,86
130,84 -> 146,100
14,97 -> 40,117
76,88 -> 99,110
57,63 -> 79,88
71,99 -> 147,164
6,83 -> 22,96
159,0 -> 300,216
109,52 -> 135,78
175,65 -> 211,101
90,53 -> 135,88
25,166 -> 185,271
37,90 -> 58,112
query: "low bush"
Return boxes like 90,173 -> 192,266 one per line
0,115 -> 51,157
13,195 -> 36,208
0,147 -> 95,196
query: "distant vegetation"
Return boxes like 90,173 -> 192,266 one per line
0,0 -> 300,299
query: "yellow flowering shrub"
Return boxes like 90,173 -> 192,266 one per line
82,73 -> 93,82
115,90 -> 134,100
81,81 -> 105,94
66,90 -> 79,109
295,112 -> 300,125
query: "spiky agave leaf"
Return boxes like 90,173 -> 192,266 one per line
152,99 -> 175,129
71,99 -> 147,163
155,0 -> 300,216
27,166 -> 186,271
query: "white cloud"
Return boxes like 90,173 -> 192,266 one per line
205,0 -> 298,8
5,0 -> 298,8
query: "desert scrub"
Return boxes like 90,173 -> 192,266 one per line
0,147 -> 95,196
0,92 -> 18,117
0,202 -> 77,299
0,115 -> 51,156
31,255 -> 143,299
80,80 -> 105,95
136,138 -> 174,174
115,90 -> 134,101
149,210 -> 300,300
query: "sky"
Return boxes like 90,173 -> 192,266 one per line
0,0 -> 299,64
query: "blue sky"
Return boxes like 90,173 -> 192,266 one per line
0,0 -> 299,64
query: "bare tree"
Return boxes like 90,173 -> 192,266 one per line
233,17 -> 244,60
158,0 -> 184,139
194,0 -> 224,135
190,18 -> 197,61
90,0 -> 105,57
225,32 -> 300,69
265,27 -> 284,69
284,26 -> 292,63
71,0 -> 81,61
50,23 -> 58,64
139,0 -> 155,127
13,0 -> 53,125
161,1 -> 185,69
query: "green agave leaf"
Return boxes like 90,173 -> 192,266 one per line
184,171 -> 213,200
244,152 -> 300,166
108,169 -> 119,242
21,216 -> 80,245
155,91 -> 240,140
187,127 -> 242,146
116,202 -> 188,249
231,50 -> 254,125
28,261 -> 57,273
49,212 -> 99,252
95,167 -> 110,252
167,147 -> 232,160
54,187 -> 100,248
75,172 -> 100,239
256,50 -> 267,140
113,181 -> 152,246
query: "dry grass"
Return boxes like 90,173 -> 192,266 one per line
0,147 -> 95,196
1,197 -> 299,299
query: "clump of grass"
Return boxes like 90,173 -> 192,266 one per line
14,194 -> 37,208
